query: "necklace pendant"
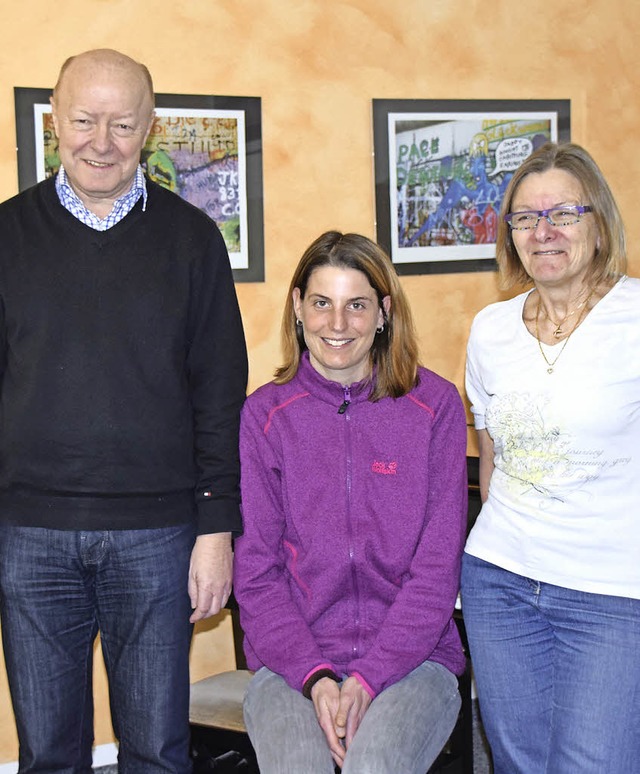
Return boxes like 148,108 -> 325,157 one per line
547,366 -> 554,374
553,326 -> 563,338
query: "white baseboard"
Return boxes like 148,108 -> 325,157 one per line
0,742 -> 118,773
92,743 -> 119,767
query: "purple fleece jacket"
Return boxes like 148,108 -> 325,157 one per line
234,353 -> 468,697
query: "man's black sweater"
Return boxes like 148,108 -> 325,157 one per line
0,177 -> 247,533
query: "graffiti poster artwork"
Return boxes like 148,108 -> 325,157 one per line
144,109 -> 247,260
36,107 -> 247,266
373,100 -> 570,274
15,89 -> 265,281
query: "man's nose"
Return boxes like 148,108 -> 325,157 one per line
91,124 -> 112,153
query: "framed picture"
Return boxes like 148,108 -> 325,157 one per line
373,98 -> 571,275
14,87 -> 265,282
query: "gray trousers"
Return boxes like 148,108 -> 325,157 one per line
243,660 -> 461,774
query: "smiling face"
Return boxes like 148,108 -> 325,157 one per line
510,168 -> 600,292
292,265 -> 390,385
51,53 -> 155,217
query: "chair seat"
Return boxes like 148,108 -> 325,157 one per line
190,670 -> 254,733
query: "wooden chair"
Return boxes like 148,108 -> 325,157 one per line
189,457 -> 480,773
190,594 -> 259,773
190,605 -> 474,774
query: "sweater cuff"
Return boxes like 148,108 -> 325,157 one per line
196,493 -> 243,536
302,665 -> 340,700
349,671 -> 376,699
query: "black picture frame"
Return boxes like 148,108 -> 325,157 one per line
14,87 -> 265,282
373,98 -> 571,275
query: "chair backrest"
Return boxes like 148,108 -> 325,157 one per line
466,456 -> 481,533
226,592 -> 248,670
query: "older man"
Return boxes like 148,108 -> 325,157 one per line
0,49 -> 247,773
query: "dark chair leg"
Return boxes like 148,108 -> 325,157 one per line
190,724 -> 260,773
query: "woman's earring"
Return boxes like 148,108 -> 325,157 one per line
296,319 -> 303,327
376,324 -> 384,334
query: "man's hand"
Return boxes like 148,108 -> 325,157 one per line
334,676 -> 372,750
188,532 -> 232,622
311,678 -> 345,767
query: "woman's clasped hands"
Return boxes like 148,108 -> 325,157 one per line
311,675 -> 373,767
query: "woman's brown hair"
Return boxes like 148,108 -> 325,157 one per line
275,231 -> 420,400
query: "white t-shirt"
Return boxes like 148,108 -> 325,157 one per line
465,276 -> 640,599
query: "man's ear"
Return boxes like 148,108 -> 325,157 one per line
49,95 -> 60,138
143,110 -> 156,145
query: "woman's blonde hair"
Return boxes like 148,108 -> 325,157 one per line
275,231 -> 420,400
497,142 -> 627,288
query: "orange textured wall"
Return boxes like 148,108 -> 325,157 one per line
0,0 -> 638,762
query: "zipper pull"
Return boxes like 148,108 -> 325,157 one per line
338,386 -> 351,414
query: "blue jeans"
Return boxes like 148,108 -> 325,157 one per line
243,661 -> 461,774
0,524 -> 196,774
461,553 -> 640,774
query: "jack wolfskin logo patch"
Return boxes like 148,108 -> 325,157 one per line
371,460 -> 397,475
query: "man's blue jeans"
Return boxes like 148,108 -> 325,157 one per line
0,524 -> 196,774
244,660 -> 461,774
461,553 -> 640,774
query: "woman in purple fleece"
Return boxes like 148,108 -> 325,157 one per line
234,231 -> 468,774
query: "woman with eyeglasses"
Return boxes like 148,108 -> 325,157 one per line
234,231 -> 468,773
461,142 -> 640,773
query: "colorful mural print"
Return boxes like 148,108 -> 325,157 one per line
390,113 -> 556,263
143,111 -> 243,254
38,107 -> 247,264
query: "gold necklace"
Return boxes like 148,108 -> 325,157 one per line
544,292 -> 592,338
534,289 -> 595,374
